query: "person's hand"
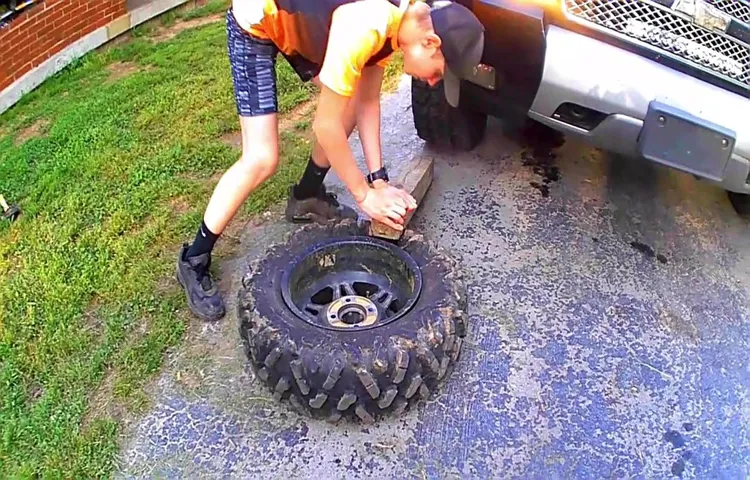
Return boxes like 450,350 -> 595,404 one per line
371,179 -> 389,189
358,185 -> 417,230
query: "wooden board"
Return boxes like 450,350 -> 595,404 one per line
369,154 -> 434,240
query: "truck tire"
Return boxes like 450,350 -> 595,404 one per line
411,78 -> 487,151
728,191 -> 750,217
237,220 -> 468,424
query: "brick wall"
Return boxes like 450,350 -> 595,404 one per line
0,0 -> 127,92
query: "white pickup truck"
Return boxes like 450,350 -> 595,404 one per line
411,0 -> 750,216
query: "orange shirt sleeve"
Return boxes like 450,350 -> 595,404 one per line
318,1 -> 395,97
376,55 -> 394,68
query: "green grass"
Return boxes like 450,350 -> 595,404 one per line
0,3 -> 406,476
179,0 -> 234,21
0,11 -> 330,479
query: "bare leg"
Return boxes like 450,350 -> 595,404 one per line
309,77 -> 358,169
203,113 -> 279,235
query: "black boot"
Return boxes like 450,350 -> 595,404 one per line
285,184 -> 358,223
176,243 -> 226,321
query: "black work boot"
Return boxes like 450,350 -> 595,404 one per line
176,243 -> 226,321
285,184 -> 358,224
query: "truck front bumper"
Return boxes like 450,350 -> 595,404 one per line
528,26 -> 750,195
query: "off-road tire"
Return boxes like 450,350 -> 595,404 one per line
411,78 -> 487,151
728,191 -> 750,218
237,220 -> 468,424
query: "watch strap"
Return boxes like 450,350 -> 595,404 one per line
366,166 -> 389,184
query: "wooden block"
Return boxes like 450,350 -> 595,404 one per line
369,154 -> 434,240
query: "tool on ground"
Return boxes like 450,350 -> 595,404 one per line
369,154 -> 435,241
0,195 -> 21,222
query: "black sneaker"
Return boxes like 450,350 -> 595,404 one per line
176,244 -> 226,321
285,185 -> 358,224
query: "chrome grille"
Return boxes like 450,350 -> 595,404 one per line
564,0 -> 750,90
707,0 -> 750,24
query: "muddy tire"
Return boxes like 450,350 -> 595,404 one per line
411,78 -> 487,151
728,191 -> 750,218
237,220 -> 468,424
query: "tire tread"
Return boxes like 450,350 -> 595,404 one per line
237,220 -> 469,423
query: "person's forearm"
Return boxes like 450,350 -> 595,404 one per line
356,96 -> 382,174
313,117 -> 370,203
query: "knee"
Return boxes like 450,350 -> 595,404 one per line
239,147 -> 278,180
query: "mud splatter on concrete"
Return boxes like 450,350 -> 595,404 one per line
665,430 -> 686,448
517,121 -> 565,198
630,241 -> 671,264
631,241 -> 656,258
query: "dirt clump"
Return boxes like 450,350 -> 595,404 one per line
106,62 -> 142,82
15,118 -> 50,146
150,14 -> 224,43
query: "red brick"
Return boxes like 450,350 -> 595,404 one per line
62,27 -> 82,43
105,5 -> 123,17
10,44 -> 32,66
0,26 -> 19,44
39,15 -> 55,28
13,29 -> 33,46
40,3 -> 66,21
66,18 -> 92,38
20,47 -> 38,65
31,39 -> 56,60
0,77 -> 14,91
93,16 -> 110,30
49,41 -> 67,57
51,25 -> 68,42
57,14 -> 79,31
44,0 -> 67,8
12,61 -> 32,79
29,49 -> 52,70
8,14 -> 36,33
26,43 -> 48,63
0,0 -> 136,90
70,5 -> 89,19
38,27 -> 57,42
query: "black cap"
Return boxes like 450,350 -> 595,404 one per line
429,0 -> 485,107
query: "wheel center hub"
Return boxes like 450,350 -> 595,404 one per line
327,295 -> 379,328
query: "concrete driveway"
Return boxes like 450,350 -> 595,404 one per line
116,76 -> 749,479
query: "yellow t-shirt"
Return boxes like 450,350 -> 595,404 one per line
231,0 -> 410,97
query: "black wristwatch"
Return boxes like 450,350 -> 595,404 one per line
366,166 -> 389,185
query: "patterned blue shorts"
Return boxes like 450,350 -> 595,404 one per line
226,8 -> 279,117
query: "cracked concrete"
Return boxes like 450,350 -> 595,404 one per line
116,75 -> 749,479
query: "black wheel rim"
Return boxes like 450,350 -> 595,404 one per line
280,236 -> 423,331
